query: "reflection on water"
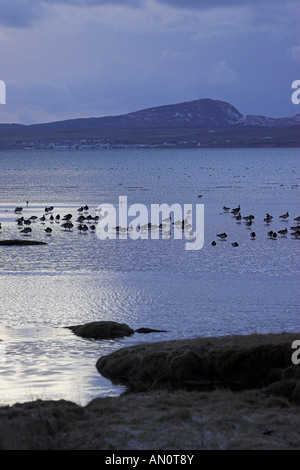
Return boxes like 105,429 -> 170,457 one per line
0,148 -> 299,405
0,324 -> 126,405
0,271 -> 299,405
0,271 -> 298,334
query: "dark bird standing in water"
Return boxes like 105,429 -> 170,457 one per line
278,228 -> 288,236
61,222 -> 73,231
217,233 -> 227,239
231,205 -> 240,214
291,230 -> 300,238
20,227 -> 32,235
62,214 -> 72,221
264,213 -> 273,223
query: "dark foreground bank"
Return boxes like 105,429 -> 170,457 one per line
0,332 -> 299,450
96,331 -> 300,394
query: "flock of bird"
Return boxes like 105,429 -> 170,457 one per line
0,204 -> 100,237
4,205 -> 194,239
0,203 -> 299,246
213,204 -> 300,247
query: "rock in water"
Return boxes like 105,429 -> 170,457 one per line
67,321 -> 134,339
0,240 -> 47,246
135,327 -> 167,334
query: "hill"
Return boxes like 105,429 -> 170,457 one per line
0,98 -> 299,149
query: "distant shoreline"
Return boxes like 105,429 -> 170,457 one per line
1,141 -> 300,151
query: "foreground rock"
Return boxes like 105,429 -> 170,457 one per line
96,332 -> 300,394
0,388 -> 300,450
0,332 -> 299,450
67,321 -> 134,339
0,240 -> 47,246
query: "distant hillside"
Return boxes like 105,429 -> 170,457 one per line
0,98 -> 299,149
94,98 -> 244,128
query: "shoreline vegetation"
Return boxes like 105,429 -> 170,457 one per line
0,329 -> 299,450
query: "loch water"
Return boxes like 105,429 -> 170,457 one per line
0,147 -> 299,405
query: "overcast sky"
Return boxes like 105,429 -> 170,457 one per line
0,0 -> 299,124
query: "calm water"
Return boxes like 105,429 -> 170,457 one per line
0,147 -> 299,405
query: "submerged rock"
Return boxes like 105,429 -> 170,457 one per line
67,321 -> 134,340
135,328 -> 167,334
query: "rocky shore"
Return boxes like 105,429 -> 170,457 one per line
0,329 -> 299,450
96,331 -> 300,395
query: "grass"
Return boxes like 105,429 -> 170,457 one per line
96,332 -> 300,392
0,389 -> 299,450
0,331 -> 299,449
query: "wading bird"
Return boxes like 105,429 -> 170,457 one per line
217,232 -> 227,239
20,227 -> 32,235
61,222 -> 73,231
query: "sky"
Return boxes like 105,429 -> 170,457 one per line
0,0 -> 299,124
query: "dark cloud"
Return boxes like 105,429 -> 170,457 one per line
42,0 -> 143,5
156,0 -> 279,8
0,0 -> 142,28
0,0 -> 297,123
0,0 -> 285,29
0,0 -> 46,28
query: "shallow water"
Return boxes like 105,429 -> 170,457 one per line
0,147 -> 299,405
